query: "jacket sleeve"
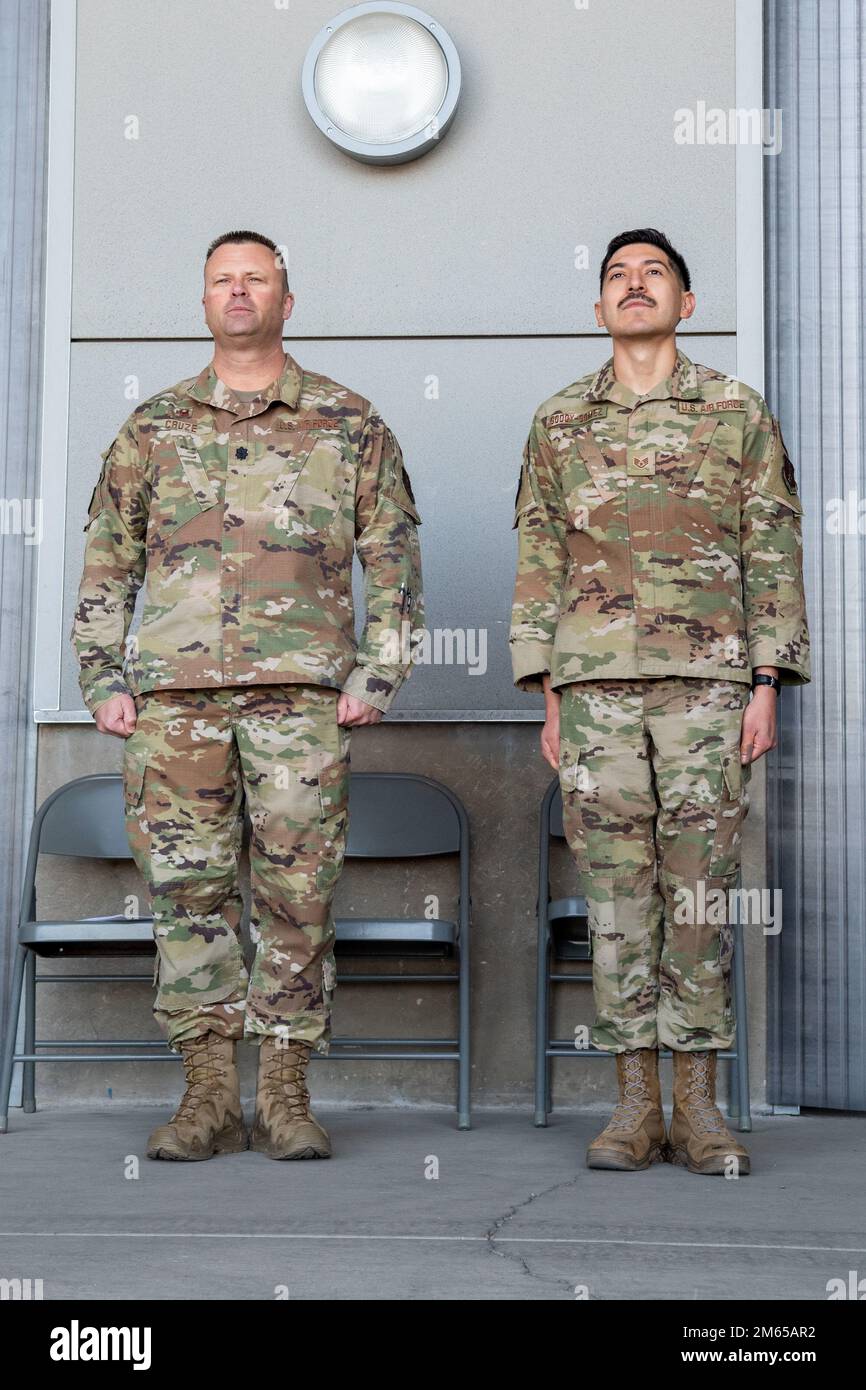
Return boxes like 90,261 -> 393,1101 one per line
509,413 -> 569,693
740,398 -> 810,684
70,420 -> 150,715
341,408 -> 424,714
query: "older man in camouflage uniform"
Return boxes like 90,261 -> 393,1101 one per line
72,230 -> 423,1161
511,228 -> 809,1176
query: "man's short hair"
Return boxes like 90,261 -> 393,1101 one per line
599,228 -> 690,293
204,230 -> 290,295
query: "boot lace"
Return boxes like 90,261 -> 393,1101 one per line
173,1036 -> 227,1122
606,1051 -> 654,1133
261,1042 -> 312,1119
684,1052 -> 729,1136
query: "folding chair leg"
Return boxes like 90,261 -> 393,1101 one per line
534,918 -> 550,1125
732,919 -> 752,1132
729,1045 -> 740,1119
0,945 -> 28,1133
23,949 -> 36,1113
457,945 -> 471,1130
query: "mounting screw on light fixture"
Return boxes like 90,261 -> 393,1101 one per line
302,2 -> 462,164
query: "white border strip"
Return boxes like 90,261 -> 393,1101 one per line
32,0 -> 77,716
0,1230 -> 863,1255
735,0 -> 765,395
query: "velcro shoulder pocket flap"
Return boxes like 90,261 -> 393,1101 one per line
83,441 -> 117,529
388,469 -> 421,524
755,422 -> 803,515
512,462 -> 537,528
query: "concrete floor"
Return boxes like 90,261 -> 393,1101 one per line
0,1107 -> 863,1301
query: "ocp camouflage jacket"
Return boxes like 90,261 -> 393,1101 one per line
510,349 -> 810,693
72,353 -> 423,716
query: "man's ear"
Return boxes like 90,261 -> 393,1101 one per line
593,299 -> 606,329
679,291 -> 696,323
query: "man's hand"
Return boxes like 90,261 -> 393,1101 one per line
540,675 -> 561,770
337,692 -> 383,726
740,688 -> 778,764
93,693 -> 137,738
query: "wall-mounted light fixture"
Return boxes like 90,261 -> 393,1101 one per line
302,3 -> 461,165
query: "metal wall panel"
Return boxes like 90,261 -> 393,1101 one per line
55,0 -> 741,719
72,0 -> 735,339
765,0 -> 866,1109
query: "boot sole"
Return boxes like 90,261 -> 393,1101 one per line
146,1126 -> 249,1161
249,1138 -> 331,1160
586,1142 -> 666,1171
668,1145 -> 751,1175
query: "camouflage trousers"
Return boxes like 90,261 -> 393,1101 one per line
122,683 -> 351,1055
558,676 -> 752,1054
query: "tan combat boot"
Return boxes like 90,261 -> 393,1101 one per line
586,1047 -> 667,1170
249,1037 -> 331,1160
668,1049 -> 751,1175
146,1031 -> 247,1161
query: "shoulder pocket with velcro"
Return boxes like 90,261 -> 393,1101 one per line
755,420 -> 803,515
512,459 -> 540,528
83,441 -> 116,530
388,467 -> 421,523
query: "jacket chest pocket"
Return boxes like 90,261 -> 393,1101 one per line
266,430 -> 354,533
150,438 -> 220,536
559,433 -> 624,536
658,416 -> 741,509
561,428 -> 622,517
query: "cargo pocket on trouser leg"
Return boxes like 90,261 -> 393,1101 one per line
121,740 -> 153,894
315,748 -> 351,897
708,751 -> 751,880
321,949 -> 337,1005
122,742 -> 158,990
122,743 -> 147,815
717,916 -> 736,1042
313,732 -> 349,1054
559,749 -> 591,874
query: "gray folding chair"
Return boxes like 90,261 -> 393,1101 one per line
326,773 -> 471,1130
534,777 -> 752,1131
1,770 -> 472,1132
0,773 -> 170,1133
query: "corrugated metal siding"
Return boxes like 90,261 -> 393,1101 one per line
0,0 -> 49,1054
765,0 -> 866,1109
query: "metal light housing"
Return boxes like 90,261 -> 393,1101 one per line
302,3 -> 461,164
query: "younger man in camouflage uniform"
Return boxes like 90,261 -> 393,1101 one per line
72,231 -> 423,1161
510,229 -> 809,1175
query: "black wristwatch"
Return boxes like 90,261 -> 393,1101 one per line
751,673 -> 781,694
